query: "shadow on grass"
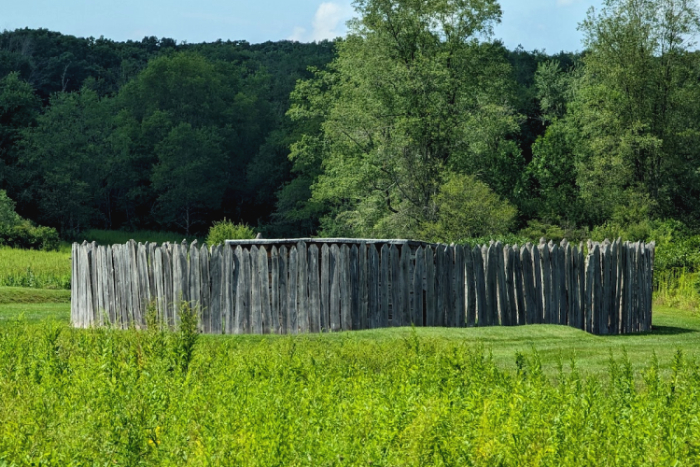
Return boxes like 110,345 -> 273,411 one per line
648,325 -> 697,335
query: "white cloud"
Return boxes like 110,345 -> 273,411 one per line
288,2 -> 353,42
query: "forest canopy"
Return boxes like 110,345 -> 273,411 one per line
0,0 -> 699,245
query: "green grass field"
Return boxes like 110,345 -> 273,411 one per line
0,288 -> 699,464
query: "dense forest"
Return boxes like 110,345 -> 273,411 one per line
1,0 -> 699,250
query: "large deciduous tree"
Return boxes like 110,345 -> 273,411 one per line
286,0 -> 522,238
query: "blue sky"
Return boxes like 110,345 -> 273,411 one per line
1,0 -> 603,53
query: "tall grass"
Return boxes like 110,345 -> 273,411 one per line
0,324 -> 697,465
654,268 -> 700,313
0,246 -> 71,289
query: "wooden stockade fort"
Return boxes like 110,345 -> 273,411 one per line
71,238 -> 655,335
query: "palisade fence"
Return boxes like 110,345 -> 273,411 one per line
71,238 -> 655,335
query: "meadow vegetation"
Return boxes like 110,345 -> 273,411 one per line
0,306 -> 697,465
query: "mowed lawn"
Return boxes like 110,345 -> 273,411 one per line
0,286 -> 697,378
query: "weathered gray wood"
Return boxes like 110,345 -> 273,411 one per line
250,246 -> 263,334
199,244 -> 210,333
288,246 -> 299,333
380,244 -> 390,328
137,242 -> 151,322
340,244 -> 352,331
464,246 -> 476,327
71,243 -> 78,326
584,245 -> 594,333
171,243 -> 183,327
608,240 -> 618,333
162,244 -> 173,328
474,245 -> 486,326
153,246 -> 164,325
359,243 -> 368,329
328,244 -> 339,332
259,246 -> 273,334
236,246 -> 250,334
646,241 -> 656,331
436,245 -> 447,326
539,243 -> 551,324
279,246 -> 289,334
128,240 -> 142,327
391,244 -> 401,327
593,243 -> 603,334
426,246 -> 437,326
503,245 -> 516,326
634,242 -> 642,332
519,245 -> 533,325
494,242 -> 507,326
188,241 -> 201,325
94,246 -> 104,326
557,242 -> 567,325
320,244 -> 330,332
484,243 -> 498,326
147,243 -> 157,303
271,246 -> 280,333
531,244 -> 543,324
549,242 -> 560,325
453,245 -> 465,327
402,244 -> 413,327
512,245 -> 524,325
350,245 -> 360,330
309,244 -> 321,333
297,241 -> 309,333
209,245 -> 222,334
368,244 -> 379,328
89,242 -> 99,326
600,241 -> 611,335
562,241 -> 571,327
222,245 -> 233,333
413,246 -> 424,326
105,245 -> 116,326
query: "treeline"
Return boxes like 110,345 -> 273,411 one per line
1,0 -> 699,251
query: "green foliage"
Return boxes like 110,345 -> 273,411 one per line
0,323 -> 698,463
287,0 -> 522,238
519,220 -> 589,244
420,174 -> 517,243
205,219 -> 255,245
0,190 -> 60,251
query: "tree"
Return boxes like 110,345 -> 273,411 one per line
572,0 -> 700,224
151,123 -> 227,235
419,173 -> 516,242
286,0 -> 522,238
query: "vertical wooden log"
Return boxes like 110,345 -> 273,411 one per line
532,244 -> 543,324
503,245 -> 516,326
608,240 -> 619,334
594,243 -> 604,334
328,244 -> 339,332
94,246 -> 104,326
188,241 -> 201,326
209,245 -> 222,334
380,244 -> 390,328
584,245 -> 593,333
127,240 -> 141,327
171,242 -> 183,327
558,243 -> 567,325
147,243 -> 157,305
562,241 -> 571,327
297,241 -> 309,333
539,243 -> 552,324
646,242 -> 656,332
135,242 -> 147,324
83,245 -> 95,328
462,246 -> 474,327
452,245 -> 465,327
413,246 -> 425,326
161,244 -> 173,328
71,243 -> 78,326
89,243 -> 99,326
350,245 -> 360,330
287,245 -> 298,333
252,246 -> 266,333
550,242 -> 561,325
359,243 -> 368,330
391,244 -> 402,327
270,246 -> 280,333
105,245 -> 116,326
279,246 -> 289,334
76,243 -> 85,328
340,244 -> 352,331
402,244 -> 412,327
367,244 -> 379,328
484,244 -> 497,326
236,247 -> 250,334
199,244 -> 210,333
520,245 -> 535,325
221,245 -> 233,334
601,241 -> 611,335
474,245 -> 486,326
494,242 -> 508,326
512,245 -> 524,325
320,244 -> 330,332
308,244 -> 321,333
258,246 -> 272,334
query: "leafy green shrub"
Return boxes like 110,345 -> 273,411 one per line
0,190 -> 59,251
420,174 -> 516,243
206,219 -> 255,245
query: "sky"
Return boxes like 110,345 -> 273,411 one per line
1,0 -> 605,53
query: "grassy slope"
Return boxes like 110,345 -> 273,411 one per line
0,290 -> 696,377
